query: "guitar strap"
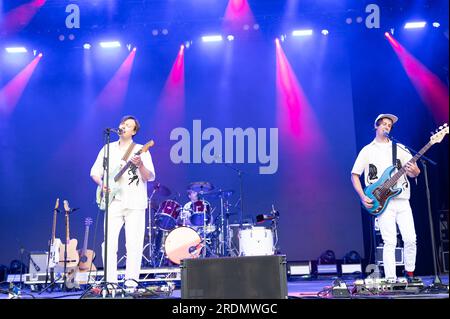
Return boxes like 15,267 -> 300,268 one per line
392,140 -> 398,168
121,142 -> 136,162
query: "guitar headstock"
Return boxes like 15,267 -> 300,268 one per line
142,140 -> 155,152
63,200 -> 71,213
430,124 -> 449,145
85,217 -> 93,226
54,198 -> 60,211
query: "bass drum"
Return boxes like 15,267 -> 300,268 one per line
164,226 -> 202,265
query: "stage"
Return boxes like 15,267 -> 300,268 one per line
2,272 -> 448,300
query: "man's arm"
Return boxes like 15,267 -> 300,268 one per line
351,173 -> 373,209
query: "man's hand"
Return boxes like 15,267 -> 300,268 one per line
130,155 -> 143,168
360,195 -> 374,209
404,162 -> 420,178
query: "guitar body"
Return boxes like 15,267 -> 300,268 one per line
49,238 -> 62,268
78,249 -> 96,271
96,165 -> 122,210
59,239 -> 80,268
363,166 -> 402,216
95,140 -> 155,210
65,266 -> 80,289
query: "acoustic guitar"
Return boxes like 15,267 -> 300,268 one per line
78,217 -> 96,272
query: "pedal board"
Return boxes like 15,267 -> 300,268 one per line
353,278 -> 424,295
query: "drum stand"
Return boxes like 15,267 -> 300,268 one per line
218,197 -> 232,257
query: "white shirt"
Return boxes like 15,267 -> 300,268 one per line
90,140 -> 156,209
352,139 -> 413,200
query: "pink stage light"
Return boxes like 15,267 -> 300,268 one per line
0,0 -> 46,36
386,34 -> 449,123
0,55 -> 42,116
94,49 -> 136,110
223,0 -> 256,33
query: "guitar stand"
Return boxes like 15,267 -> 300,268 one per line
39,272 -> 64,294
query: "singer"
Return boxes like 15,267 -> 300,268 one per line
90,115 -> 156,291
350,113 -> 421,283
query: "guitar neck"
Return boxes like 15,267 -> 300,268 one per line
51,210 -> 57,245
82,226 -> 89,254
65,212 -> 70,242
114,149 -> 142,182
384,141 -> 432,188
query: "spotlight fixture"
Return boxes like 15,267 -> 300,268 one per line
99,41 -> 121,48
201,35 -> 223,42
404,21 -> 427,29
5,47 -> 28,53
345,18 -> 352,24
226,35 -> 235,41
432,22 -> 440,28
83,43 -> 91,50
321,29 -> 329,36
292,29 -> 313,36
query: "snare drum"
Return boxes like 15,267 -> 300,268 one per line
238,226 -> 274,256
164,226 -> 202,264
189,200 -> 211,226
155,200 -> 181,231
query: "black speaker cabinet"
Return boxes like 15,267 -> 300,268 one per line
181,255 -> 288,299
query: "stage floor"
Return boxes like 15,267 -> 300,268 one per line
2,275 -> 448,300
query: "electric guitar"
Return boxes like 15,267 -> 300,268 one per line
78,217 -> 96,272
96,140 -> 155,210
48,198 -> 62,268
363,124 -> 448,216
58,200 -> 80,268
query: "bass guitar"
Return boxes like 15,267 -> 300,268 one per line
363,124 -> 448,216
96,140 -> 154,210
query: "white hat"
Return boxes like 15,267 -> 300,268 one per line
374,113 -> 398,127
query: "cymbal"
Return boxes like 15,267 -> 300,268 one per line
205,189 -> 234,199
188,181 -> 214,193
148,181 -> 171,196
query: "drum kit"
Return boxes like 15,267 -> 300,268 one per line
142,181 -> 280,267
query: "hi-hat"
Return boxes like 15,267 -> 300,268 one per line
205,189 -> 235,199
188,181 -> 214,193
148,181 -> 171,196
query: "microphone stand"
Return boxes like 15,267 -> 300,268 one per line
94,128 -> 114,297
388,134 -> 447,292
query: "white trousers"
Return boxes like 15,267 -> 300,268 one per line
377,198 -> 417,279
101,200 -> 145,287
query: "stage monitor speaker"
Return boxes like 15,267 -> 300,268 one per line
181,255 -> 288,299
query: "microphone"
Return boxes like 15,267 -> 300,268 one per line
107,128 -> 124,135
383,131 -> 391,138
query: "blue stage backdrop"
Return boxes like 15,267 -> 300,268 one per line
0,28 -> 447,276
